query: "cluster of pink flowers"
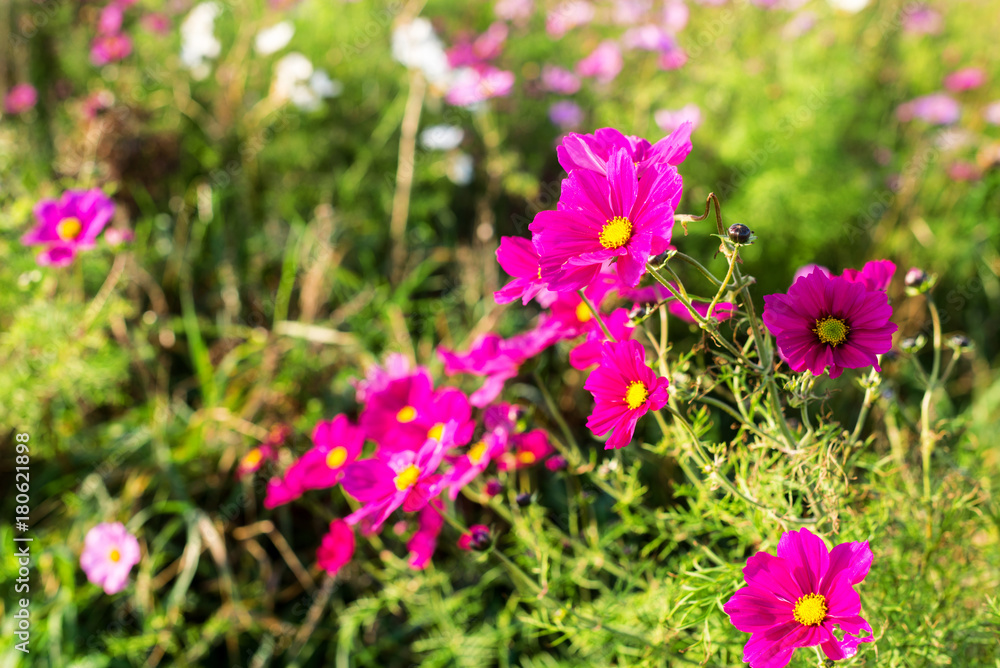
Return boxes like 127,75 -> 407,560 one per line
91,0 -> 137,66
443,21 -> 515,107
257,355 -> 559,575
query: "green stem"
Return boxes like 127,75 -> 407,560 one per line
706,244 -> 740,321
920,296 -> 943,502
578,290 -> 615,343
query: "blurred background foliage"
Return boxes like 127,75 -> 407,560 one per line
1,0 -> 999,665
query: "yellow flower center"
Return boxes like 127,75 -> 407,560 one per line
325,446 -> 348,469
428,423 -> 445,441
517,451 -> 536,465
624,381 -> 649,410
813,316 -> 850,346
57,217 -> 83,241
241,448 -> 263,469
467,440 -> 487,464
575,302 -> 593,323
394,464 -> 421,491
396,406 -> 417,423
109,549 -> 121,563
598,216 -> 633,249
792,593 -> 828,626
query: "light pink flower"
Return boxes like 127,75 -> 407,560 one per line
654,104 -> 701,133
80,523 -> 141,595
446,66 -> 515,106
4,84 -> 37,115
944,67 -> 986,92
546,0 -> 594,38
91,33 -> 133,66
576,41 -> 623,84
541,65 -> 581,94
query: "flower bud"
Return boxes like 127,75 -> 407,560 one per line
515,492 -> 533,507
484,479 -> 503,497
545,455 -> 568,472
900,335 -> 926,354
727,223 -> 753,244
457,524 -> 492,551
948,334 -> 973,352
904,267 -> 936,295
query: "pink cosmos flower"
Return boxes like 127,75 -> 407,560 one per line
576,41 -> 623,84
840,259 -> 896,292
236,424 -> 290,478
723,528 -> 874,667
263,416 -> 365,507
544,282 -> 615,339
541,65 -> 581,94
438,321 -> 561,407
22,189 -> 116,267
947,161 -> 981,182
569,308 -> 635,369
352,353 -> 413,403
663,1 -> 688,32
341,425 -> 452,533
658,46 -> 687,70
317,519 -> 355,576
446,66 -> 515,106
550,100 -> 584,129
91,33 -> 133,66
359,370 -> 474,451
556,123 -> 694,177
4,83 -> 37,115
622,25 -> 673,51
442,427 -> 508,500
530,149 -> 683,290
80,523 -> 141,595
495,0 -> 534,24
495,236 -> 559,306
457,524 -> 491,551
263,476 -> 300,508
407,500 -> 445,569
142,13 -> 172,35
497,429 -> 553,470
98,4 -> 124,34
901,4 -> 942,34
944,67 -> 986,92
584,339 -> 669,449
546,0 -> 595,38
896,93 -> 960,125
762,269 -> 897,379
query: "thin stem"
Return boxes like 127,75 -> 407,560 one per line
669,251 -> 725,287
578,290 -> 615,342
921,296 -> 943,502
388,69 -> 426,282
706,244 -> 740,321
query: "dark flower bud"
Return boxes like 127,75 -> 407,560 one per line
904,268 -> 927,287
516,492 -> 533,507
727,223 -> 753,244
457,524 -> 492,551
484,479 -> 503,497
649,251 -> 671,266
948,334 -> 973,352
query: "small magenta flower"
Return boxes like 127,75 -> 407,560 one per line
723,528 -> 874,667
541,64 -> 580,94
457,524 -> 491,551
91,33 -> 133,66
584,340 -> 669,449
497,429 -> 553,471
359,371 -> 473,451
763,269 -> 898,379
341,424 -> 453,534
944,67 -> 986,92
236,424 -> 290,478
316,519 -> 355,576
494,236 -> 558,306
442,427 -> 508,500
531,148 -> 683,290
4,83 -> 38,115
22,189 -> 116,266
80,523 -> 141,595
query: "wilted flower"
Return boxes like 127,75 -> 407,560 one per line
584,339 -> 669,449
763,267 -> 897,379
80,523 -> 141,595
723,528 -> 873,667
22,189 -> 116,266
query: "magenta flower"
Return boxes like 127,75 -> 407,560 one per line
21,189 -> 115,266
896,93 -> 960,125
342,425 -> 452,533
442,427 -> 508,500
446,65 -> 515,107
723,528 -> 874,667
264,416 -> 365,507
622,25 -> 673,51
944,67 -> 985,92
531,149 -> 683,290
569,308 -> 635,369
4,83 -> 38,115
545,283 -> 615,339
763,269 -> 897,379
457,524 -> 491,551
840,259 -> 896,292
584,339 -> 669,449
359,371 -> 473,451
98,4 -> 124,33
91,33 -> 133,66
497,429 -> 553,470
407,500 -> 445,569
556,123 -> 693,178
316,519 -> 355,576
541,65 -> 581,94
494,236 -> 558,306
80,523 -> 141,595
352,353 -> 413,403
901,4 -> 942,34
236,424 -> 290,478
576,40 -> 623,84
141,12 -> 172,34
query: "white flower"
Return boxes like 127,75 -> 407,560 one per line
447,152 -> 474,185
420,124 -> 464,151
309,70 -> 343,98
827,0 -> 869,12
181,2 -> 222,79
273,53 -> 342,110
391,18 -> 451,86
255,21 -> 294,56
